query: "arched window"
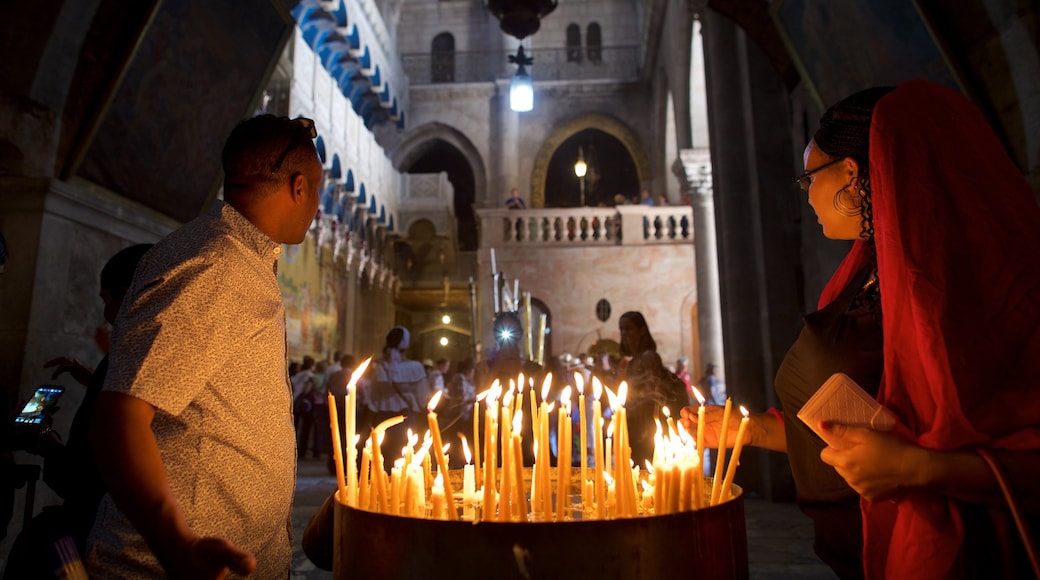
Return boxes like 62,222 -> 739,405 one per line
431,32 -> 454,83
566,24 -> 582,63
587,23 -> 602,63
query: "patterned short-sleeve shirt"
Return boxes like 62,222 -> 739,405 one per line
87,201 -> 296,579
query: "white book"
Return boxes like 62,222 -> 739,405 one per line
797,372 -> 897,448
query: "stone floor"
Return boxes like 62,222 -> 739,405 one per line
289,456 -> 836,579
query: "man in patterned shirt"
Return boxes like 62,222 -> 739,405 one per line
87,115 -> 322,578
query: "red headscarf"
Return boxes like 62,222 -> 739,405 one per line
819,80 -> 1040,578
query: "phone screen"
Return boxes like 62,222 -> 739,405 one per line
14,386 -> 65,425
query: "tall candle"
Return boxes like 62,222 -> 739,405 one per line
499,411 -> 514,522
576,374 -> 587,506
359,443 -> 372,510
513,278 -> 519,311
592,379 -> 605,519
461,436 -> 476,520
482,391 -> 498,521
473,392 -> 483,490
720,406 -> 750,502
692,388 -> 707,509
537,313 -> 547,365
344,357 -> 372,506
426,391 -> 458,520
556,387 -> 572,521
710,398 -> 733,505
512,422 -> 526,519
327,391 -> 346,501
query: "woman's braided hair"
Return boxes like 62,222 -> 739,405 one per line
813,86 -> 895,241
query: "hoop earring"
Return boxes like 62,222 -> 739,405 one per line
833,184 -> 860,216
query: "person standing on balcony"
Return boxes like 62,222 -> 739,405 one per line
505,188 -> 526,209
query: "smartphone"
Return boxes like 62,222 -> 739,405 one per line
13,385 -> 65,425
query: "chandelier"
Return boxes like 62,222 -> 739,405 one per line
485,0 -> 558,39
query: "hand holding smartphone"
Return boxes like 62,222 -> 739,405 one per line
14,385 -> 65,425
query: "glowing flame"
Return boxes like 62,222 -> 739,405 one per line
574,372 -> 585,395
560,385 -> 572,404
518,373 -> 525,391
428,390 -> 443,412
541,373 -> 553,401
617,381 -> 628,406
662,406 -> 672,418
692,387 -> 705,405
513,409 -> 524,435
460,434 -> 472,464
346,357 -> 373,393
592,377 -> 603,401
740,405 -> 749,418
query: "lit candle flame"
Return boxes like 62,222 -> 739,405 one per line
408,430 -> 419,448
346,357 -> 373,394
442,443 -> 450,454
606,417 -> 615,438
512,409 -> 523,435
433,472 -> 444,488
692,387 -> 705,405
604,386 -> 618,411
509,378 -> 516,395
460,434 -> 472,464
641,479 -> 652,492
574,372 -> 585,395
617,381 -> 628,406
662,406 -> 672,418
645,460 -> 654,474
560,385 -> 572,404
541,373 -> 553,401
428,390 -> 443,412
476,390 -> 489,402
740,405 -> 749,418
547,401 -> 556,414
592,377 -> 603,401
518,373 -> 525,392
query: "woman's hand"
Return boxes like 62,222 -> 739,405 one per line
818,422 -> 927,501
679,406 -> 787,453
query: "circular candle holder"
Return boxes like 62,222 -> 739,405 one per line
334,468 -> 748,579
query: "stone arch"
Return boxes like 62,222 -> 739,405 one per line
390,122 -> 487,200
530,113 -> 651,208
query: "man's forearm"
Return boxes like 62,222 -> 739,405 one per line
90,392 -> 196,568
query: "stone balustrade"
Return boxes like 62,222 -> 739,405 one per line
477,205 -> 694,248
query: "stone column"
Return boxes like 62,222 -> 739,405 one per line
700,8 -> 805,501
676,149 -> 724,380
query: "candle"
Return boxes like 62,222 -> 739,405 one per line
710,398 -> 733,505
431,472 -> 446,520
359,442 -> 372,510
641,479 -> 654,514
576,374 -> 587,506
327,391 -> 346,501
556,387 -> 572,521
344,357 -> 372,506
512,422 -> 527,519
524,292 -> 533,360
475,390 -> 487,489
460,436 -> 476,519
426,391 -> 458,520
720,406 -> 750,502
390,458 -> 404,516
490,247 -> 497,275
482,386 -> 499,521
499,412 -> 514,522
592,378 -> 606,519
692,388 -> 707,509
537,314 -> 547,365
513,279 -> 519,311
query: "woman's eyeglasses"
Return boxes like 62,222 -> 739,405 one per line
270,117 -> 317,175
793,157 -> 841,191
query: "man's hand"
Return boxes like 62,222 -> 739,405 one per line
818,421 -> 926,501
164,536 -> 257,580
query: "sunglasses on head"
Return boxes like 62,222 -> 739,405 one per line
270,117 -> 317,175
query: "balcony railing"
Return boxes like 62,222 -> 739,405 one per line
402,46 -> 641,85
477,206 -> 694,248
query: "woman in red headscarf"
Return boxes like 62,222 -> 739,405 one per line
683,80 -> 1040,578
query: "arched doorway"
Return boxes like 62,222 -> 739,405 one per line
544,129 -> 639,207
